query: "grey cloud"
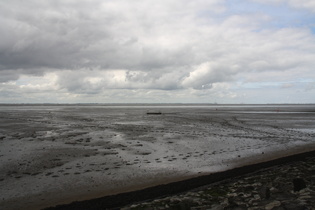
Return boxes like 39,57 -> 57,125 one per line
0,2 -> 110,70
0,70 -> 20,83
0,0 -> 216,73
56,68 -> 185,93
0,0 -> 315,104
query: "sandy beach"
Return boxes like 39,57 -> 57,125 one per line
0,104 -> 314,210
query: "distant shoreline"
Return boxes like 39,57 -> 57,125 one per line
0,103 -> 314,106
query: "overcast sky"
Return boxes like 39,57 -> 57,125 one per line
0,0 -> 314,104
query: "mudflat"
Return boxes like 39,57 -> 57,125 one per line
0,104 -> 314,210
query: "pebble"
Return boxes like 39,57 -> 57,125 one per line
265,201 -> 281,210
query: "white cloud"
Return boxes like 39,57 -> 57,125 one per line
0,0 -> 314,103
250,0 -> 315,12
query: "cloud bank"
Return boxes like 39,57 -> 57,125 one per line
0,0 -> 314,103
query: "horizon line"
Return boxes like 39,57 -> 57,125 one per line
0,103 -> 314,105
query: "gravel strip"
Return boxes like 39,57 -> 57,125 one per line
122,157 -> 315,210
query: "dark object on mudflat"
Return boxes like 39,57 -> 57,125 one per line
146,111 -> 162,115
293,178 -> 306,191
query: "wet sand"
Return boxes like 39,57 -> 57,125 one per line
0,104 -> 314,210
46,149 -> 315,210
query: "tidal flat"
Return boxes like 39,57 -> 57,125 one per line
0,104 -> 314,210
